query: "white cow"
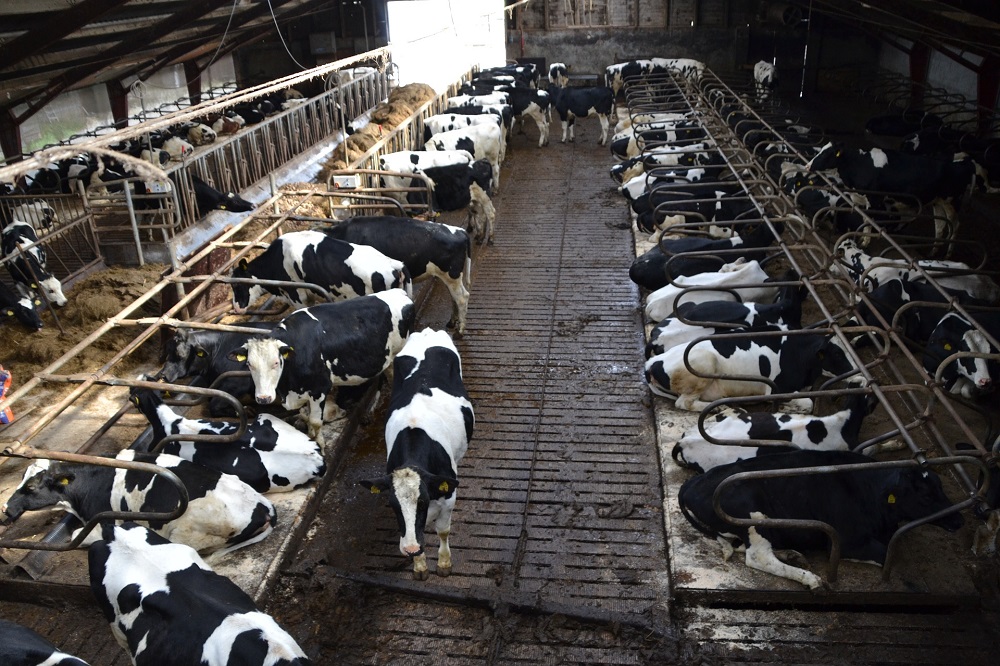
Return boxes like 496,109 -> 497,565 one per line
645,259 -> 778,322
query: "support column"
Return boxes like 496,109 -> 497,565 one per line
106,80 -> 130,129
978,55 -> 1000,136
0,110 -> 22,161
184,60 -> 203,105
909,42 -> 930,108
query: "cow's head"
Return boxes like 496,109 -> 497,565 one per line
5,295 -> 43,330
360,467 -> 458,559
0,459 -> 72,524
230,258 -> 264,313
230,337 -> 291,404
159,328 -> 199,381
889,467 -> 963,532
924,313 -> 995,393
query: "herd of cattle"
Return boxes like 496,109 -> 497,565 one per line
0,56 -> 998,660
613,57 -> 998,589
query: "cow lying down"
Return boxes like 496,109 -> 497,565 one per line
673,392 -> 877,473
645,328 -> 859,413
678,450 -> 963,589
645,259 -> 779,322
130,386 -> 326,494
0,451 -> 275,556
0,618 -> 89,665
90,522 -> 310,666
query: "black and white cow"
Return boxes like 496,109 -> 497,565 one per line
423,112 -> 502,144
130,387 -> 325,494
230,289 -> 414,446
2,201 -> 58,229
835,237 -> 1000,301
609,120 -> 709,160
611,141 -> 720,184
678,450 -> 963,588
2,221 -> 68,306
807,142 -> 988,249
923,311 -> 1000,398
230,229 -> 411,313
192,176 -> 255,217
424,123 -> 504,192
360,329 -> 473,580
852,274 -> 972,345
378,150 -> 496,244
631,186 -> 756,235
495,85 -> 551,147
0,281 -> 44,330
752,60 -> 777,104
546,85 -> 615,145
644,259 -> 779,322
323,215 -> 472,334
0,619 -> 89,666
604,58 -> 706,96
447,92 -> 510,110
629,222 -> 780,290
0,451 -> 276,556
645,328 -> 858,412
673,392 -> 877,473
548,62 -> 569,88
89,522 -> 310,666
646,274 -> 804,356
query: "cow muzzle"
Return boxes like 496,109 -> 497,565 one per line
402,544 -> 424,558
256,394 -> 275,405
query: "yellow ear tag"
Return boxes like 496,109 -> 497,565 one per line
34,300 -> 41,306
439,481 -> 450,493
59,477 -> 71,486
235,354 -> 247,362
943,343 -> 952,351
887,494 -> 896,504
5,310 -> 12,316
196,350 -> 206,357
370,486 -> 380,494
30,283 -> 38,289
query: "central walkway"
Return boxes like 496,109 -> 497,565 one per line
283,121 -> 676,663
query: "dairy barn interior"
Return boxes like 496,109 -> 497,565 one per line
1,0 -> 1000,663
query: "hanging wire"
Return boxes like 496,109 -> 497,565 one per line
267,0 -> 311,70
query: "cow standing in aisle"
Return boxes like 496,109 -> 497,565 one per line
378,150 -> 496,244
231,290 -> 415,446
130,387 -> 325,494
361,329 -> 473,580
89,522 -> 311,666
323,215 -> 473,334
678,450 -> 963,589
1,451 -> 276,556
424,123 -> 505,192
230,229 -> 411,313
546,85 -> 615,145
548,63 -> 569,88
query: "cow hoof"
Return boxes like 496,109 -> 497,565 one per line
436,565 -> 452,577
413,568 -> 430,581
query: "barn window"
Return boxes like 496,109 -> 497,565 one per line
546,0 -> 638,29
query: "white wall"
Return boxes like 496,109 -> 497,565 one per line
387,0 -> 505,93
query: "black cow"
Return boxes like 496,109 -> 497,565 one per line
89,522 -> 311,666
324,215 -> 472,334
546,85 -> 615,145
378,150 -> 496,243
192,176 -> 255,217
1,221 -> 68,306
629,222 -> 781,290
360,329 -> 473,580
130,387 -> 325,494
0,619 -> 89,665
678,450 -> 963,588
230,289 -> 415,447
230,229 -> 410,312
0,281 -> 43,330
1,451 -> 276,556
158,323 -> 277,416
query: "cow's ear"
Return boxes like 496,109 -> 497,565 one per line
359,476 -> 392,495
238,258 -> 248,271
280,345 -> 294,359
228,349 -> 247,363
427,475 -> 459,499
48,473 -> 74,488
